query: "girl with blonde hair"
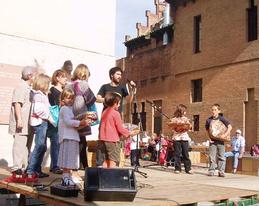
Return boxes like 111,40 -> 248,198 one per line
27,73 -> 53,178
66,64 -> 97,169
58,88 -> 90,185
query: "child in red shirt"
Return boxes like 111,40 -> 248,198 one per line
99,92 -> 130,168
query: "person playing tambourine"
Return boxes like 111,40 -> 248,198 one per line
205,104 -> 232,177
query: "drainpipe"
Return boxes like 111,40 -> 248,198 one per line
163,3 -> 171,45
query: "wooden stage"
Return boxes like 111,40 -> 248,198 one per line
0,165 -> 259,206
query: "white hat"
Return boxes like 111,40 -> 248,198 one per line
236,129 -> 242,134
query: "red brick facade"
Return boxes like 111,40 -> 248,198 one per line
117,0 -> 259,151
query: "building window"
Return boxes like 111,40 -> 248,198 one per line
153,100 -> 162,135
140,102 -> 146,131
193,15 -> 201,53
132,102 -> 139,125
247,0 -> 258,41
193,115 -> 200,131
191,79 -> 202,102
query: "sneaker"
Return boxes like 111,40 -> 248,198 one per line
218,172 -> 225,177
208,171 -> 214,176
186,170 -> 193,174
232,168 -> 237,174
61,177 -> 75,186
12,169 -> 23,175
174,170 -> 180,174
51,168 -> 63,174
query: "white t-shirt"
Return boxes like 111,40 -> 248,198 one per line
142,135 -> 151,145
130,135 -> 141,150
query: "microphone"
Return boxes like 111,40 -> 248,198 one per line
127,79 -> 136,87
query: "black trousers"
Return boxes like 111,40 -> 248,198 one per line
130,149 -> 140,167
173,140 -> 191,172
79,136 -> 88,169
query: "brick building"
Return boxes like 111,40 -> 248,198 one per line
117,0 -> 259,151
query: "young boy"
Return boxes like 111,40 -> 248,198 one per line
98,92 -> 131,168
205,104 -> 232,177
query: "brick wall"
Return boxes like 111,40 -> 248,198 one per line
120,0 -> 259,150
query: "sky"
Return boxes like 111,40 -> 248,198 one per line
115,0 -> 155,59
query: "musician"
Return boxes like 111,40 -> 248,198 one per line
171,104 -> 193,174
205,104 -> 232,177
96,66 -> 135,166
224,129 -> 245,174
96,66 -> 135,113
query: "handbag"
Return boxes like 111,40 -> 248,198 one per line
49,105 -> 60,127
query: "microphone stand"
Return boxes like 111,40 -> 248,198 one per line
146,100 -> 171,120
130,85 -> 147,178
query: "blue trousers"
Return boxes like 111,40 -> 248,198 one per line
27,121 -> 48,174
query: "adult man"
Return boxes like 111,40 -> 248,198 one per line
8,66 -> 37,177
96,66 -> 135,114
224,129 -> 245,174
96,66 -> 135,166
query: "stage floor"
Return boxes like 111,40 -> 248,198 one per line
0,163 -> 259,206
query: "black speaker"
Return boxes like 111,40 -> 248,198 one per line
84,167 -> 137,201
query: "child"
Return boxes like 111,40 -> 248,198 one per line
130,134 -> 141,167
99,92 -> 131,168
27,74 -> 53,178
171,104 -> 192,174
57,89 -> 90,186
205,104 -> 232,177
47,69 -> 67,174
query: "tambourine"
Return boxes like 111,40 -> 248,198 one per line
209,119 -> 230,142
75,111 -> 98,133
123,123 -> 140,136
167,117 -> 191,132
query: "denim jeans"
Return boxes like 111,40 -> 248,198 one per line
47,125 -> 60,171
209,141 -> 225,172
27,121 -> 48,174
224,151 -> 240,169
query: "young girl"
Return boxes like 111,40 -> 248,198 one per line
27,74 -> 53,178
47,69 -> 67,174
58,88 -> 90,186
99,92 -> 131,168
171,104 -> 193,174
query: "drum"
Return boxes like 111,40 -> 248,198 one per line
209,119 -> 230,142
75,111 -> 98,135
167,117 -> 191,132
122,123 -> 140,136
